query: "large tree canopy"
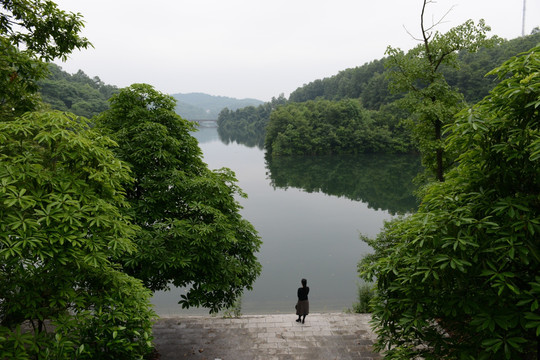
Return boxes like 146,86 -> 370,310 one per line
97,84 -> 262,313
360,46 -> 540,359
0,111 -> 155,359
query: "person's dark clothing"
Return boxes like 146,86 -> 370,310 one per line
296,287 -> 309,316
297,287 -> 309,301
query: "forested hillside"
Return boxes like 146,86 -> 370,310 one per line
38,63 -> 118,118
220,32 -> 540,155
289,31 -> 540,108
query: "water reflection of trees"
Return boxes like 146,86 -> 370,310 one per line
266,154 -> 422,214
217,125 -> 265,149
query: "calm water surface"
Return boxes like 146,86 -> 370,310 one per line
152,127 -> 421,315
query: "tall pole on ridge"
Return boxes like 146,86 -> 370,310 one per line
522,0 -> 526,36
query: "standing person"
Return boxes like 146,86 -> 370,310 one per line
296,278 -> 309,324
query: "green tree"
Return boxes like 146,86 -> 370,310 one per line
360,46 -> 540,359
0,0 -> 91,118
0,111 -> 155,359
385,0 -> 498,181
97,84 -> 262,313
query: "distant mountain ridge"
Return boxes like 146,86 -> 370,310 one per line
171,92 -> 264,120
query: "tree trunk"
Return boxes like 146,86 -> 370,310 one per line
435,118 -> 444,182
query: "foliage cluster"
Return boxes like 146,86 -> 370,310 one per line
360,46 -> 540,359
264,99 -> 413,156
38,63 -> 118,118
1,1 -> 156,357
96,84 -> 262,313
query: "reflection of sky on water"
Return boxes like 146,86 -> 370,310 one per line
191,126 -> 220,144
152,128 -> 395,315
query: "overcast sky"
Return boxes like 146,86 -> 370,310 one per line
53,0 -> 540,101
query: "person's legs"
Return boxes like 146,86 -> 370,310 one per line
302,315 -> 306,324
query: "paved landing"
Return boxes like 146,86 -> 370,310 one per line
153,313 -> 381,360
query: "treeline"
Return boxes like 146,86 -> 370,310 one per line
289,31 -> 540,108
38,63 -> 118,118
265,99 -> 413,155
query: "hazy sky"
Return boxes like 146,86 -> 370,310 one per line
53,0 -> 539,101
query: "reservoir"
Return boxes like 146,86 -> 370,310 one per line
152,127 -> 421,315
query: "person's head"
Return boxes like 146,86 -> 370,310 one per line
301,278 -> 307,288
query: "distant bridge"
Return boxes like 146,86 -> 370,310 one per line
189,119 -> 218,128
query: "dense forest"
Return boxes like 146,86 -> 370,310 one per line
289,30 -> 540,108
219,32 -> 540,154
264,99 -> 413,155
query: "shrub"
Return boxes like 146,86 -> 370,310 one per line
352,283 -> 375,314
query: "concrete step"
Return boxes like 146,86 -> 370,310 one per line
153,312 -> 381,360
